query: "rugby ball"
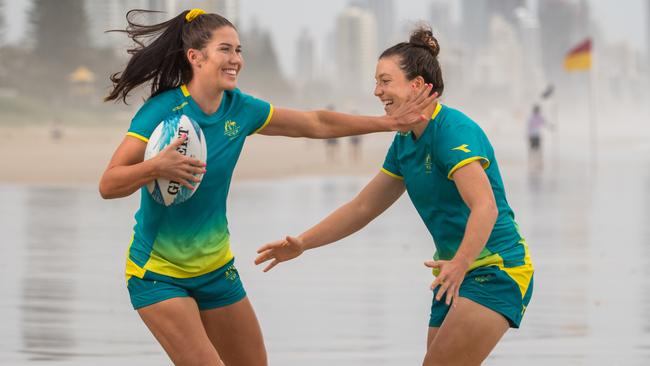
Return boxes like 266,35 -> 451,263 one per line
144,114 -> 207,206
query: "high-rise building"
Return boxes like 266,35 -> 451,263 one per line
156,0 -> 240,26
514,6 -> 544,94
354,0 -> 394,51
430,0 -> 453,41
460,0 -> 489,49
461,0 -> 524,50
238,23 -> 292,101
0,0 -> 5,46
295,29 -> 315,84
85,0 -> 240,49
85,0 -> 148,49
537,0 -> 584,83
489,0 -> 525,24
144,0 -> 174,24
646,0 -> 650,62
484,15 -> 526,100
214,0 -> 239,27
336,6 -> 377,94
0,0 -> 7,46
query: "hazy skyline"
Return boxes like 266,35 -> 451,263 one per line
3,0 -> 648,78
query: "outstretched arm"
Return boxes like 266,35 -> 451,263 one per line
255,172 -> 406,272
258,85 -> 437,138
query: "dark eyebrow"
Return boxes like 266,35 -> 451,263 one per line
218,43 -> 241,48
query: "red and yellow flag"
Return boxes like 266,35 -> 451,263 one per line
564,38 -> 592,71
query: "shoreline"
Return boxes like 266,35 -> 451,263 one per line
4,114 -> 647,186
0,125 -> 395,185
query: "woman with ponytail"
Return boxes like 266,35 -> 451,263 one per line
256,25 -> 534,365
99,9 -> 436,366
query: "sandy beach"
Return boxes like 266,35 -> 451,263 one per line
3,101 -> 646,186
0,125 -> 397,185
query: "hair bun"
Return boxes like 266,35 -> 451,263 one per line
409,25 -> 440,57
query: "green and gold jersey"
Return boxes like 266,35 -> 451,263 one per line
382,104 -> 532,272
125,85 -> 273,280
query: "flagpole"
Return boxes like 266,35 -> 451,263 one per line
564,37 -> 595,170
588,63 -> 597,169
551,93 -> 559,167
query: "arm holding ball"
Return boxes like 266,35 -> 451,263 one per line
99,134 -> 206,199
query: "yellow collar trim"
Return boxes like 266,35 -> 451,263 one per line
431,103 -> 442,121
180,84 -> 190,97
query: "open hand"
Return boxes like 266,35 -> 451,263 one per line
388,84 -> 439,131
154,134 -> 206,190
255,236 -> 305,272
424,259 -> 468,306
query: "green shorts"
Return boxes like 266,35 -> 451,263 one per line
127,259 -> 246,310
429,264 -> 534,328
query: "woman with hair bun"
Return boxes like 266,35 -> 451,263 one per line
99,9 -> 437,366
256,25 -> 534,365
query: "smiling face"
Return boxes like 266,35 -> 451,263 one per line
374,56 -> 421,115
188,26 -> 243,90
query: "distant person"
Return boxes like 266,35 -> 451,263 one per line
99,8 -> 437,366
349,135 -> 361,162
348,109 -> 362,162
256,25 -> 534,366
49,117 -> 63,141
324,104 -> 340,162
527,104 -> 546,169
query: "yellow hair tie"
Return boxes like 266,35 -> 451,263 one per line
186,8 -> 206,23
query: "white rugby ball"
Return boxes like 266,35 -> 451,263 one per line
144,114 -> 207,206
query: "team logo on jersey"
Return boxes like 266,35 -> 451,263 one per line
424,152 -> 432,174
224,120 -> 240,139
397,131 -> 412,137
452,144 -> 471,153
474,274 -> 494,284
172,101 -> 188,112
225,264 -> 239,281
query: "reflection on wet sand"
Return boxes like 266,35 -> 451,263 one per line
1,156 -> 650,365
21,188 -> 78,361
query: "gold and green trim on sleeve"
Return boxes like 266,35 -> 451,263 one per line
381,167 -> 404,180
253,104 -> 275,134
447,156 -> 490,180
126,132 -> 149,143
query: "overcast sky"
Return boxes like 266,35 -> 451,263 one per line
4,0 -> 648,77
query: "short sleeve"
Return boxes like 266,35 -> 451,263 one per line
381,135 -> 403,180
127,96 -> 174,143
239,92 -> 273,135
435,122 -> 491,180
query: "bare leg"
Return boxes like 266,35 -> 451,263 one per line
201,297 -> 267,366
138,297 -> 224,366
426,327 -> 440,349
422,297 -> 509,366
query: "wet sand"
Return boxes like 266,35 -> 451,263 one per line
3,106 -> 650,365
2,153 -> 650,365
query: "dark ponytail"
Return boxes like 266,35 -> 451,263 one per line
380,24 -> 443,96
105,9 -> 235,104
